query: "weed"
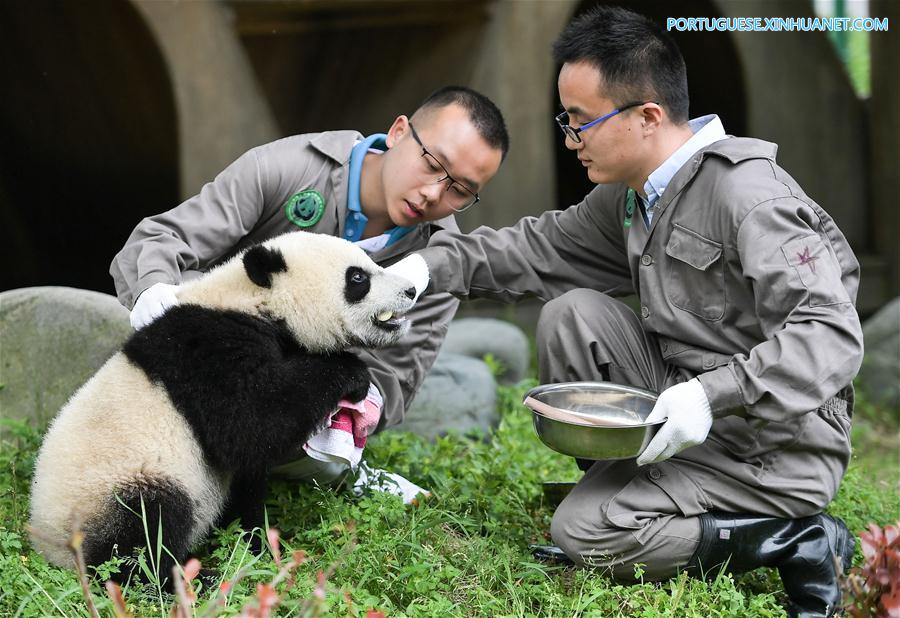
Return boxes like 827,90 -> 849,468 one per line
1,380 -> 897,616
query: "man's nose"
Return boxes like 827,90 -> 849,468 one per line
419,181 -> 445,203
564,134 -> 582,151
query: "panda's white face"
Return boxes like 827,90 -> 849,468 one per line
179,232 -> 417,352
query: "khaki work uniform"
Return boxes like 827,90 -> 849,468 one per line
111,131 -> 460,430
417,137 -> 863,580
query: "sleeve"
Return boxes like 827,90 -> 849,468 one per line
352,290 -> 460,431
697,197 -> 864,421
416,185 -> 634,303
109,146 -> 268,308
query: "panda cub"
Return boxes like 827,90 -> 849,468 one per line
30,231 -> 418,584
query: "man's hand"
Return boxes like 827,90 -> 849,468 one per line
130,282 -> 179,329
384,254 -> 429,302
636,378 -> 713,466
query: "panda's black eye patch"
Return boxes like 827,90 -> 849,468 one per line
345,267 -> 371,303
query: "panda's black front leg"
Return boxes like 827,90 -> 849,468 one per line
261,351 -> 371,462
334,352 -> 373,405
219,469 -> 269,552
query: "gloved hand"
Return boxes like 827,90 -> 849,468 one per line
384,254 -> 429,302
636,378 -> 713,466
130,282 -> 180,329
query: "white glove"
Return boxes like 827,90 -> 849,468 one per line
636,378 -> 713,466
384,254 -> 429,301
130,282 -> 180,329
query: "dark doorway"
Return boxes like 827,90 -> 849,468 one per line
553,0 -> 747,210
0,0 -> 178,295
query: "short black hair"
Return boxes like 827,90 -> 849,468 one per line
552,6 -> 689,123
416,86 -> 510,160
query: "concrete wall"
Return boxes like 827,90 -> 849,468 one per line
467,1 -> 574,230
2,0 -> 893,309
132,0 -> 280,199
717,0 -> 868,249
870,0 -> 900,299
0,0 -> 178,295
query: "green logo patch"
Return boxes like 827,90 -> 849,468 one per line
284,190 -> 325,228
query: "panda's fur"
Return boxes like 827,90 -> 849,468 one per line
29,231 -> 417,583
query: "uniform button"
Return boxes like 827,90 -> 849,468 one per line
641,254 -> 653,266
648,467 -> 661,480
641,306 -> 650,319
703,357 -> 715,369
661,342 -> 668,352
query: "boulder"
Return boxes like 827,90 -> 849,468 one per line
443,317 -> 530,384
0,287 -> 131,427
397,352 -> 498,440
857,296 -> 900,414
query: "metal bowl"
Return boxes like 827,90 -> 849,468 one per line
524,382 -> 662,460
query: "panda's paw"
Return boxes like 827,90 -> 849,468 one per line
342,363 -> 372,404
344,378 -> 371,405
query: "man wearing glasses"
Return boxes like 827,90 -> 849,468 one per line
110,86 -> 508,485
395,7 -> 862,616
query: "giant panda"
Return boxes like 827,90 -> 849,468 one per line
29,231 -> 418,584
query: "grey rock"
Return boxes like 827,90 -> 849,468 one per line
858,296 -> 900,413
396,352 -> 498,440
0,287 -> 131,427
443,317 -> 530,384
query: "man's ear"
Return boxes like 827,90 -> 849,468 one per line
243,244 -> 287,288
640,103 -> 664,136
385,114 -> 411,149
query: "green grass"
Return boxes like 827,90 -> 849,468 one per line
1,381 -> 897,617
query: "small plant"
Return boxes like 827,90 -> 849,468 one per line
481,353 -> 507,380
841,521 -> 900,617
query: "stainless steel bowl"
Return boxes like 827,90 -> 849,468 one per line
524,382 -> 662,460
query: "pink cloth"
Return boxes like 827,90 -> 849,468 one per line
303,383 -> 383,469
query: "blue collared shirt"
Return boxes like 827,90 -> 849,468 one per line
344,133 -> 414,250
641,114 -> 728,226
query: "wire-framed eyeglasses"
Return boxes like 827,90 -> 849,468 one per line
409,123 -> 480,213
555,101 -> 650,143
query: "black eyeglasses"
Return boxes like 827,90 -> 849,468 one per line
409,123 -> 480,213
555,101 -> 651,143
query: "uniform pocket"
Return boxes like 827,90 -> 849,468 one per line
665,224 -> 726,320
606,462 -> 710,544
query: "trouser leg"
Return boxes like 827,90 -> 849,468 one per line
537,290 -> 700,580
535,289 -> 854,616
536,289 -> 684,389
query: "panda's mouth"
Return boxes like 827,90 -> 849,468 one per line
373,310 -> 409,331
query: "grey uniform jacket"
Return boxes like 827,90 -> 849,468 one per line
111,131 -> 460,430
419,137 -> 864,459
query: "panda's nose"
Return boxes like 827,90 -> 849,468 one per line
403,286 -> 416,300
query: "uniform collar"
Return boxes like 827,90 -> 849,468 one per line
643,115 -> 727,208
308,130 -> 363,164
343,134 -> 415,246
644,132 -> 779,225
348,134 -> 388,215
701,135 -> 779,164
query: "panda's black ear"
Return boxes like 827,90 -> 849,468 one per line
243,244 -> 288,288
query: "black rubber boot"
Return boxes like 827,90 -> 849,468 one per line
686,512 -> 855,617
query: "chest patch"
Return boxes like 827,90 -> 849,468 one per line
284,190 -> 325,228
